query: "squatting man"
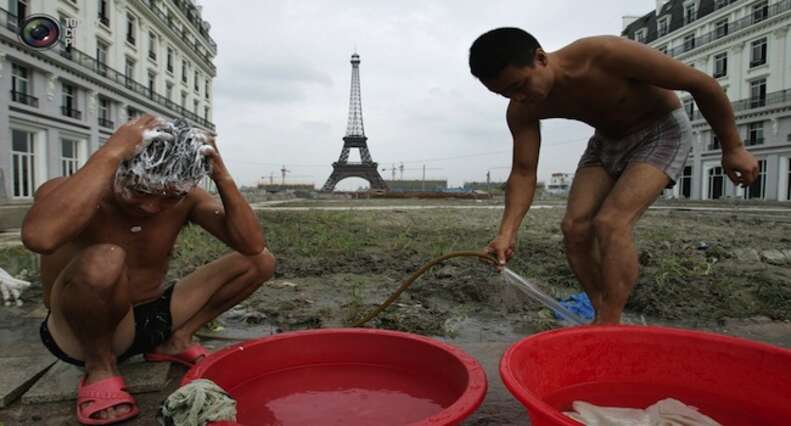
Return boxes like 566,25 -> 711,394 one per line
472,28 -> 759,324
22,115 -> 276,424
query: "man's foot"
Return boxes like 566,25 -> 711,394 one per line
77,374 -> 139,425
145,334 -> 209,367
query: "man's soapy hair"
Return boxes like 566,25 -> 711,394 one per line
115,119 -> 212,195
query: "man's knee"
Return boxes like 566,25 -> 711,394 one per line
561,216 -> 594,247
237,249 -> 276,286
592,212 -> 630,242
71,244 -> 127,293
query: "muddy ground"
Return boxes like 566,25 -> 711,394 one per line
0,198 -> 790,425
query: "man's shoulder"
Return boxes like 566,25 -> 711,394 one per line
563,36 -> 621,60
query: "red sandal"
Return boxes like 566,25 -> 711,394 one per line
76,376 -> 139,425
144,343 -> 210,367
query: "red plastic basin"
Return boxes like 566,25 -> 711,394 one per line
500,325 -> 791,426
183,328 -> 486,425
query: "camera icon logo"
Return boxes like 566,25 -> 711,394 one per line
18,14 -> 62,50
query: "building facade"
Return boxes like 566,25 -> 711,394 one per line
0,0 -> 216,203
623,0 -> 791,201
546,172 -> 574,195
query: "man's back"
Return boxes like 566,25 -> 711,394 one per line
504,36 -> 683,138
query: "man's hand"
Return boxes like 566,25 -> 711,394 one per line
722,147 -> 759,187
198,134 -> 229,180
104,114 -> 173,161
484,233 -> 517,268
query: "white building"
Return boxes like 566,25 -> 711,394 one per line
546,172 -> 573,195
0,0 -> 216,203
623,0 -> 791,201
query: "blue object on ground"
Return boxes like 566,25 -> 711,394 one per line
553,292 -> 595,322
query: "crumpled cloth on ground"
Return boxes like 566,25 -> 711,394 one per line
553,292 -> 595,322
157,379 -> 237,426
564,398 -> 722,426
0,266 -> 31,306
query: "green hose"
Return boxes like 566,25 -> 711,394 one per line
352,251 -> 499,327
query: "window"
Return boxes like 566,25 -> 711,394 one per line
96,41 -> 108,76
98,0 -> 109,26
787,158 -> 791,201
683,33 -> 696,51
148,71 -> 156,96
753,0 -> 769,23
167,47 -> 174,73
98,97 -> 113,128
204,106 -> 209,121
744,159 -> 767,200
194,71 -> 200,92
61,139 -> 81,176
750,79 -> 766,108
125,57 -> 135,87
681,166 -> 692,199
747,122 -> 764,146
12,129 -> 36,198
181,92 -> 187,109
658,17 -> 670,37
635,29 -> 647,43
684,98 -> 695,120
715,18 -> 729,39
148,31 -> 158,61
750,38 -> 767,67
126,14 -> 136,45
193,99 -> 199,114
684,2 -> 697,24
182,60 -> 188,83
708,167 -> 724,199
709,135 -> 720,150
715,0 -> 729,9
713,52 -> 727,78
11,63 -> 29,96
61,83 -> 81,119
204,79 -> 210,99
8,0 -> 28,29
166,82 -> 174,101
126,106 -> 138,121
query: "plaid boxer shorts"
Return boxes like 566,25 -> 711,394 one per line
577,108 -> 693,184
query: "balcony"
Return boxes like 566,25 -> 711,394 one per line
148,50 -> 157,61
127,34 -> 136,45
99,15 -> 109,27
691,89 -> 791,121
143,0 -> 217,58
746,137 -> 765,146
750,58 -> 767,68
10,91 -> 39,107
61,106 -> 82,120
98,117 -> 114,128
654,0 -> 791,57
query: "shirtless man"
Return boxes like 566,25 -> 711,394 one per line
471,28 -> 758,324
21,115 -> 276,424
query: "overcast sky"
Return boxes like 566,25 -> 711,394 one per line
200,1 -> 655,190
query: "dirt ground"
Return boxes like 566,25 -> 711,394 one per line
1,197 -> 790,425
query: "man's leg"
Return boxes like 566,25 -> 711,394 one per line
561,166 -> 616,320
151,249 -> 276,356
594,162 -> 670,324
47,244 -> 137,421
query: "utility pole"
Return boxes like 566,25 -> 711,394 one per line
422,164 -> 426,192
391,163 -> 396,181
269,173 -> 274,185
486,170 -> 491,194
399,162 -> 404,180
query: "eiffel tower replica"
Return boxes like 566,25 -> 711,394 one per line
321,53 -> 388,192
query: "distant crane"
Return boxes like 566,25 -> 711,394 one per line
280,165 -> 291,185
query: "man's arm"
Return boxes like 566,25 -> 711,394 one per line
486,104 -> 540,264
596,36 -> 758,185
188,142 -> 266,256
21,115 -> 162,253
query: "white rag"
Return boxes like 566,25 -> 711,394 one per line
564,398 -> 722,426
0,266 -> 31,307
